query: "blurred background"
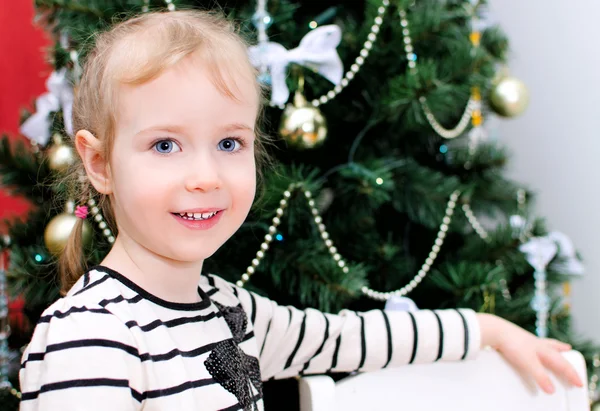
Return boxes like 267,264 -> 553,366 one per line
490,1 -> 600,344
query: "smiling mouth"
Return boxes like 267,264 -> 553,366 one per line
173,211 -> 221,221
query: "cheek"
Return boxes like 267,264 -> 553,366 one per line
226,156 -> 256,208
239,173 -> 257,206
110,152 -> 172,214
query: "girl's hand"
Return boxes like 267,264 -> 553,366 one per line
477,313 -> 584,394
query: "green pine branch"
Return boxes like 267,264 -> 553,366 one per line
0,136 -> 50,203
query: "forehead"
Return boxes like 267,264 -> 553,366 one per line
116,54 -> 259,132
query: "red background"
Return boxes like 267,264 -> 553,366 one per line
0,1 -> 52,225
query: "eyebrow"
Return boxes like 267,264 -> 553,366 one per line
135,122 -> 254,136
134,124 -> 186,136
221,123 -> 254,133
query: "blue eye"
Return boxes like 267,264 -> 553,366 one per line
154,139 -> 181,154
218,138 -> 241,152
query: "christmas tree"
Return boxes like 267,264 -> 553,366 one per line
1,0 -> 598,409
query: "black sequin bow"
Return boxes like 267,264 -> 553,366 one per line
205,302 -> 263,411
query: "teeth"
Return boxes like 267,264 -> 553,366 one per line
177,211 -> 218,220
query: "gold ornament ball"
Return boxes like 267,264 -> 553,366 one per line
592,400 -> 600,411
279,92 -> 328,149
47,141 -> 76,172
489,76 -> 530,118
44,212 -> 93,255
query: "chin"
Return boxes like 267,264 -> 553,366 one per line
164,243 -> 221,263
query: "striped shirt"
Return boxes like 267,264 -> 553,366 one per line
20,266 -> 481,410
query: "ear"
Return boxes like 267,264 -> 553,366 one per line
75,130 -> 112,195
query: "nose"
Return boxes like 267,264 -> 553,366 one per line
184,152 -> 222,193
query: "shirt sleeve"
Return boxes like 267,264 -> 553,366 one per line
19,300 -> 144,410
228,281 -> 481,380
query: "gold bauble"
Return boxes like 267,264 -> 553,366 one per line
279,91 -> 328,149
489,76 -> 530,118
591,400 -> 600,411
47,134 -> 75,172
44,212 -> 92,255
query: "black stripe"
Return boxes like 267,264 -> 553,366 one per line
145,340 -> 221,362
24,338 -> 226,366
259,318 -> 272,356
284,313 -> 307,369
286,307 -> 293,327
130,387 -> 144,403
140,378 -> 216,400
301,314 -> 329,374
242,331 -> 255,343
249,292 -> 257,324
21,352 -> 44,366
456,310 -> 470,360
99,294 -> 144,307
124,311 -> 222,332
206,288 -> 219,297
21,378 -> 133,402
207,274 -> 216,287
23,339 -> 139,367
37,306 -> 112,323
232,287 -> 239,298
328,335 -> 342,372
408,312 -> 418,364
356,314 -> 367,371
73,274 -> 110,296
433,311 -> 444,361
82,272 -> 90,287
46,339 -> 139,356
90,265 -> 211,311
21,377 -> 221,403
382,311 -> 393,368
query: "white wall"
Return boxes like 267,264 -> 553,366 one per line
489,1 -> 600,342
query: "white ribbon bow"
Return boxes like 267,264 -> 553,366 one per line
519,231 -> 584,275
385,296 -> 419,312
548,231 -> 585,275
20,68 -> 74,146
248,25 -> 344,106
519,237 -> 557,272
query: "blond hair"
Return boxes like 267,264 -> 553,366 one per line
60,9 -> 269,294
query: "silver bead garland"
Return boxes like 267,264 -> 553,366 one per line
87,198 -> 115,244
237,185 -> 461,301
462,189 -> 543,303
462,203 -> 489,241
268,0 -> 391,109
399,8 -> 477,139
589,354 -> 600,401
499,277 -> 511,301
236,183 -> 351,288
462,205 -> 510,300
236,182 -> 525,303
362,190 -> 460,301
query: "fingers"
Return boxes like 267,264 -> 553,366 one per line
539,349 -> 584,388
544,339 -> 572,352
530,358 -> 556,394
501,346 -> 555,394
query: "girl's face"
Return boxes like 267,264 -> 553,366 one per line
105,55 -> 259,263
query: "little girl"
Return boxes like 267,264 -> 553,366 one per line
19,10 -> 582,411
